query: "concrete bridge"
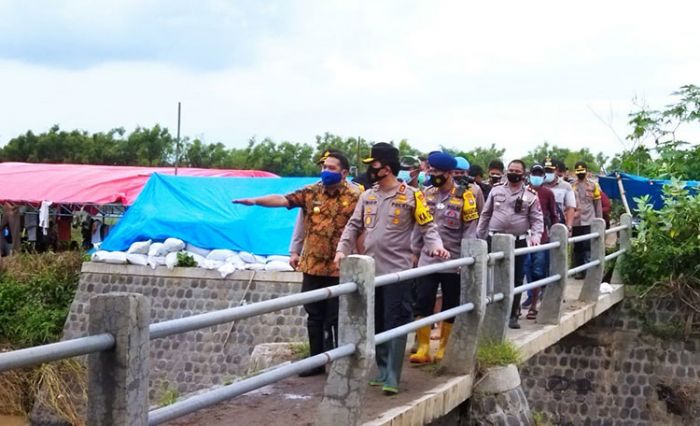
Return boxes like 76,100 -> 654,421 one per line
0,216 -> 632,425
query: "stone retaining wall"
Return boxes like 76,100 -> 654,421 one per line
65,263 -> 306,400
521,296 -> 700,426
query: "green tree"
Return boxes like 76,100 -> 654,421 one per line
523,142 -> 608,172
442,143 -> 506,170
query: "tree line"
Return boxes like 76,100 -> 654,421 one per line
0,84 -> 697,179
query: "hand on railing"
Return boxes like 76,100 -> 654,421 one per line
289,252 -> 300,270
430,248 -> 451,259
333,251 -> 346,267
530,235 -> 541,246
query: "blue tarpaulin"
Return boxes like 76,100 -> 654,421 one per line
598,172 -> 698,210
101,174 -> 320,255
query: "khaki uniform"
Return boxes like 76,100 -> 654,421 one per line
572,178 -> 602,226
337,182 -> 442,275
413,183 -> 484,268
476,183 -> 544,240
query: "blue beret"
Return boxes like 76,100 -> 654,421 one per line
428,151 -> 457,171
455,156 -> 470,171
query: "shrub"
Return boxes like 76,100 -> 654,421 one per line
476,340 -> 521,373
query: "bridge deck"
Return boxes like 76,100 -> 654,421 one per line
165,281 -> 624,426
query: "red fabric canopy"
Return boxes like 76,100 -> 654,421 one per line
0,162 -> 277,205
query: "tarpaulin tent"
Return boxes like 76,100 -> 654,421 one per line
101,174 -> 320,255
0,162 -> 277,205
598,172 -> 698,210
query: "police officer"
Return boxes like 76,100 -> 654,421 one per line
477,159 -> 544,329
335,142 -> 449,395
234,150 -> 360,377
410,151 -> 483,364
571,161 -> 603,279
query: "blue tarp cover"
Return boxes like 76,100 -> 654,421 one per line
101,174 -> 319,255
598,172 -> 698,210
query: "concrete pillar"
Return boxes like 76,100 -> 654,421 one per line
317,255 -> 375,426
537,224 -> 569,325
470,364 -> 534,425
611,213 -> 632,284
88,293 -> 150,426
442,239 -> 487,375
579,218 -> 607,303
480,234 -> 514,343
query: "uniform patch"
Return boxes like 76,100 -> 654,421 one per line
414,190 -> 434,225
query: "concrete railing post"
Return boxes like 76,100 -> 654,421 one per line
579,218 -> 607,303
317,255 -> 375,426
480,234 -> 514,343
611,213 -> 632,284
442,239 -> 487,375
88,293 -> 150,426
537,224 -> 569,325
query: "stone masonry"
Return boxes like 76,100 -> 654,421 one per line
64,263 -> 307,401
521,296 -> 700,426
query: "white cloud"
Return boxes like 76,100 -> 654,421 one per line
1,0 -> 699,162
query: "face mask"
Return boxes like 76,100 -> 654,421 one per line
490,174 -> 502,184
428,174 -> 447,187
417,172 -> 426,186
366,165 -> 387,184
544,172 -> 556,183
576,172 -> 587,180
397,170 -> 411,182
320,170 -> 343,186
530,175 -> 544,187
507,173 -> 523,183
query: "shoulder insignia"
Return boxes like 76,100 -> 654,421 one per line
398,183 -> 407,193
413,190 -> 433,225
527,186 -> 538,195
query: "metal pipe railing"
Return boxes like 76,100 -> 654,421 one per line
567,260 -> 601,276
374,256 -> 475,288
513,241 -> 560,257
148,343 -> 357,425
488,251 -> 505,264
375,303 -> 475,345
513,274 -> 561,295
0,333 -> 115,373
150,282 -> 358,339
605,248 -> 627,261
568,232 -> 601,244
486,292 -> 505,304
605,224 -> 628,235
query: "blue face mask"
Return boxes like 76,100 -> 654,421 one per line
417,172 -> 426,186
544,173 -> 556,183
320,170 -> 343,186
530,175 -> 544,187
397,170 -> 411,182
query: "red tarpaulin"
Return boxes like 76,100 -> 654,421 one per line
0,162 -> 277,205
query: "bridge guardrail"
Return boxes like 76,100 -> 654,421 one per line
0,214 -> 633,426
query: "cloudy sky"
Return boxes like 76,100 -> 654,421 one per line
1,0 -> 698,160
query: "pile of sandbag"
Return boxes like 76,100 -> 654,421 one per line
91,238 -> 295,277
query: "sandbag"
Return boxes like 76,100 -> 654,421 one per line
148,242 -> 169,257
147,256 -> 167,270
218,262 -> 237,278
93,251 -> 127,264
126,253 -> 148,266
165,252 -> 179,270
207,249 -> 237,261
266,255 -> 291,264
239,251 -> 257,264
244,262 -> 266,271
201,259 -> 225,270
127,240 -> 152,255
184,251 -> 206,267
264,260 -> 295,272
254,255 -> 267,264
186,242 -> 211,258
164,238 -> 186,253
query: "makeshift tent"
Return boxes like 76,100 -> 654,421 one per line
0,162 -> 276,205
598,172 -> 698,210
101,174 -> 320,255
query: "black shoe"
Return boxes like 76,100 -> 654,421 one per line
573,272 -> 585,280
508,318 -> 521,329
298,366 -> 325,377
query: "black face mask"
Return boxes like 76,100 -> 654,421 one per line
456,175 -> 474,187
429,174 -> 447,187
576,172 -> 587,180
507,173 -> 523,183
490,174 -> 502,184
366,165 -> 387,184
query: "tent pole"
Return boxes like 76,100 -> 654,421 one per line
616,172 -> 632,215
175,102 -> 181,176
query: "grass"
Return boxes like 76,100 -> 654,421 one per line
157,384 -> 179,407
290,342 -> 310,359
476,340 -> 521,373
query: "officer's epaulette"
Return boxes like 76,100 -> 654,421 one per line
398,183 -> 407,193
493,181 -> 507,187
454,184 -> 466,198
526,185 -> 538,195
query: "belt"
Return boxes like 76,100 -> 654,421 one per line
488,232 -> 528,241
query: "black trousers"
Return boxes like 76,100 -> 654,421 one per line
572,225 -> 591,270
412,273 -> 460,323
488,237 -> 527,319
302,273 -> 339,354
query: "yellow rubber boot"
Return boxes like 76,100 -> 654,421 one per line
434,322 -> 453,362
409,324 -> 432,364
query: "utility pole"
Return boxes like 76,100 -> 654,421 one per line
175,102 -> 181,175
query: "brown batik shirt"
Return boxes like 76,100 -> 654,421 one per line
285,181 -> 361,277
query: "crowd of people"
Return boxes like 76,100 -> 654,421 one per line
238,142 -> 611,395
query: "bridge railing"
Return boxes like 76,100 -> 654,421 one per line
0,214 -> 633,426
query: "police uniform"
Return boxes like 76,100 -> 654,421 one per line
337,143 -> 445,394
476,181 -> 544,325
571,170 -> 603,272
409,155 -> 484,363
